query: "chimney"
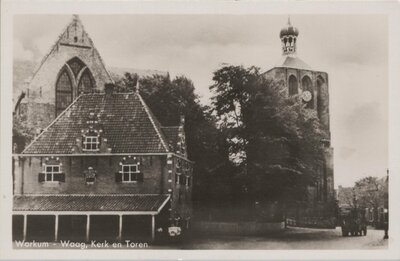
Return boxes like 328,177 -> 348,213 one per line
135,77 -> 140,94
105,83 -> 114,95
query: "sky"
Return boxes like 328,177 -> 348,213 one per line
13,14 -> 388,187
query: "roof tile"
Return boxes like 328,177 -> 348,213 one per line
13,194 -> 170,212
23,93 -> 170,154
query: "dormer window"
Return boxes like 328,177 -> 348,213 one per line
83,132 -> 100,151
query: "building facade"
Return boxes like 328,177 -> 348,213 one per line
264,19 -> 335,228
15,15 -> 114,136
12,15 -> 193,243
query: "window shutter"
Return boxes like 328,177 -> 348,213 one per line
137,172 -> 144,182
38,173 -> 45,182
53,173 -> 65,182
115,172 -> 122,182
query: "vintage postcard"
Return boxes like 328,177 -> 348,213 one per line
1,0 -> 400,260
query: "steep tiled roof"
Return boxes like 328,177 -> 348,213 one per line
23,93 -> 169,154
13,194 -> 170,212
161,126 -> 180,152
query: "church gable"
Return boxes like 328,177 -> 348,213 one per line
26,15 -> 113,106
58,16 -> 92,48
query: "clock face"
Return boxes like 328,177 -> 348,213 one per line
302,91 -> 312,102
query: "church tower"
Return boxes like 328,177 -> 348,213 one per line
264,18 -> 335,222
17,15 -> 114,133
265,18 -> 330,132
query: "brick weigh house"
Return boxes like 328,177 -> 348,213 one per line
12,15 -> 193,243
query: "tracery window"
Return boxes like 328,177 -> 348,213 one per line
55,57 -> 95,116
67,57 -> 85,77
56,68 -> 73,116
78,68 -> 94,94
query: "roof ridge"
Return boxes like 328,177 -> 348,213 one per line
136,93 -> 169,152
22,95 -> 83,154
28,17 -> 74,82
79,18 -> 115,84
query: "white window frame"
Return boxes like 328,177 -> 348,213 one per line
175,173 -> 181,185
185,176 -> 191,187
121,164 -> 140,183
44,164 -> 61,182
83,135 -> 100,151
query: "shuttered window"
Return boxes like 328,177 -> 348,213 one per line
39,165 -> 65,183
115,164 -> 143,183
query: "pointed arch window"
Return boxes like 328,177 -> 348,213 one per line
56,68 -> 73,116
78,68 -> 95,94
316,76 -> 325,119
288,75 -> 298,96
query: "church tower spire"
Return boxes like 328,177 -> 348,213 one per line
279,16 -> 299,56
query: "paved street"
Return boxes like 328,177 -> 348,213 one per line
181,227 -> 388,249
13,227 -> 388,250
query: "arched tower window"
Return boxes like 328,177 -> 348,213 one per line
316,76 -> 325,119
56,67 -> 73,116
301,76 -> 314,109
288,75 -> 298,96
78,68 -> 95,94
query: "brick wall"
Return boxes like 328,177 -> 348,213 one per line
15,155 -> 165,195
14,154 -> 194,220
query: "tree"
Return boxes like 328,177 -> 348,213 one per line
116,73 -> 235,205
210,65 -> 327,204
353,176 -> 387,224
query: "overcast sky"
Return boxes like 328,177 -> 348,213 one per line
13,14 -> 388,187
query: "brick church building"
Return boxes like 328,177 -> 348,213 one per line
263,18 -> 335,227
12,15 -> 193,242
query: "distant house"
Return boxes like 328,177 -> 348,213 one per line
12,15 -> 193,243
337,176 -> 388,228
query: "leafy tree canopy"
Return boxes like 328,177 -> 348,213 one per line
210,65 -> 327,202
